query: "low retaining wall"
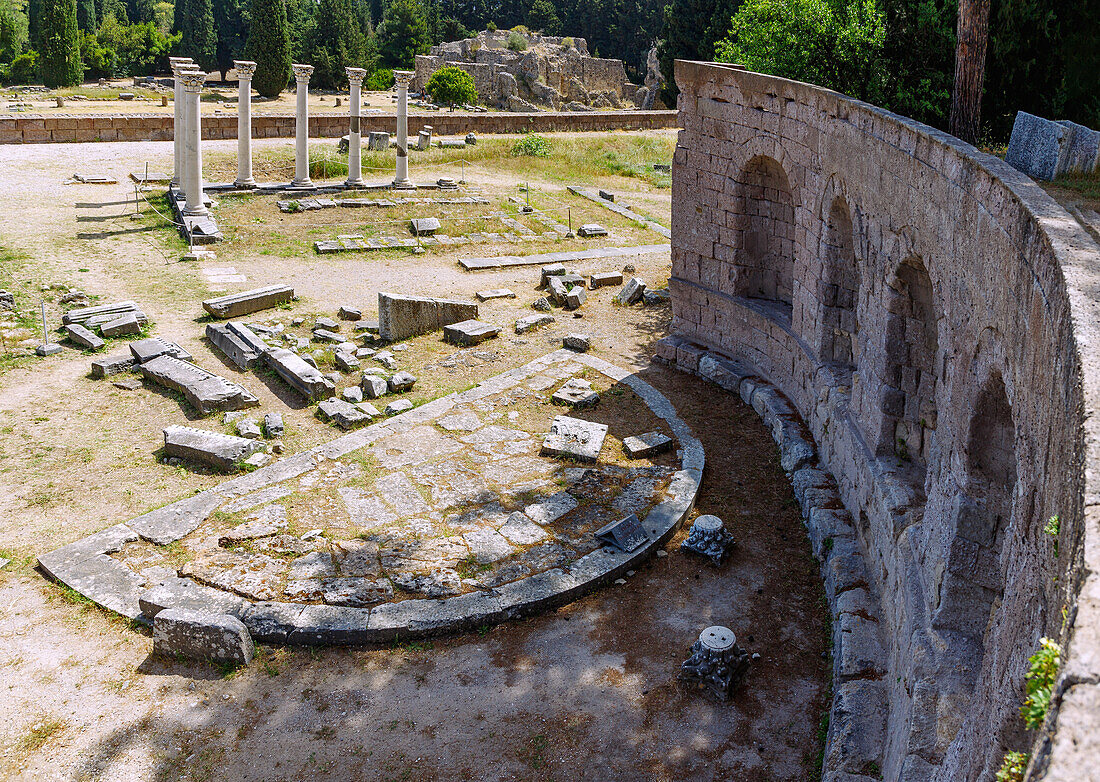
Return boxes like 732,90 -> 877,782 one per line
0,109 -> 677,144
670,60 -> 1100,782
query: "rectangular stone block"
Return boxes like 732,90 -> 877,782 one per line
443,319 -> 500,346
141,355 -> 259,415
90,352 -> 136,378
163,425 -> 265,470
1005,111 -> 1071,181
264,347 -> 335,400
589,271 -> 623,288
153,608 -> 254,665
65,323 -> 104,350
206,323 -> 262,369
202,285 -> 294,319
100,313 -> 141,337
377,291 -> 478,341
63,300 -> 147,327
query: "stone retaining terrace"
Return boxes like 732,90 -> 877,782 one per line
670,60 -> 1100,781
38,350 -> 702,643
0,109 -> 677,144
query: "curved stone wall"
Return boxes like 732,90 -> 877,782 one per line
669,60 -> 1100,781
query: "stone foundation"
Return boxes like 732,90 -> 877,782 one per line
670,60 -> 1100,782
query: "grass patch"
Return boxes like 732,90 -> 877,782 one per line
1052,171 -> 1100,200
15,717 -> 67,755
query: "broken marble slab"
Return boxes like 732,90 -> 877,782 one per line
498,511 -> 548,545
202,285 -> 294,319
410,217 -> 441,236
181,550 -> 286,601
443,319 -> 500,347
163,425 -> 265,470
541,415 -> 608,462
360,374 -> 388,399
615,277 -> 647,305
577,223 -> 608,237
388,370 -> 417,393
385,398 -> 414,415
130,336 -> 190,364
139,575 -> 247,619
623,431 -> 673,458
62,300 -> 148,328
90,353 -> 137,378
552,378 -> 600,408
140,355 -> 259,415
476,289 -> 516,301
65,323 -> 104,351
515,313 -> 555,334
100,312 -> 141,337
264,347 -> 336,400
524,492 -> 580,525
318,397 -> 373,429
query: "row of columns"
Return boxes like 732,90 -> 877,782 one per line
171,62 -> 417,199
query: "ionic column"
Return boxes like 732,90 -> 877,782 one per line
291,64 -> 314,188
392,70 -> 414,189
234,60 -> 257,188
169,57 -> 194,188
180,70 -> 209,217
345,67 -> 367,187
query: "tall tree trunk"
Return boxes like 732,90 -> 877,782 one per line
949,0 -> 991,144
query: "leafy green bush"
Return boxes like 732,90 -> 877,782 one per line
1021,637 -> 1062,729
8,50 -> 36,83
365,67 -> 394,91
995,752 -> 1028,782
79,32 -> 116,79
504,30 -> 527,51
511,134 -> 551,157
561,36 -> 574,49
510,25 -> 530,35
713,0 -> 886,102
425,65 -> 477,108
485,21 -> 497,32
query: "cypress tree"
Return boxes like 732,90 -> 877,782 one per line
39,0 -> 83,87
656,0 -> 719,104
213,0 -> 248,80
76,0 -> 95,32
174,0 -> 218,71
247,0 -> 292,98
308,0 -> 365,88
377,0 -> 430,68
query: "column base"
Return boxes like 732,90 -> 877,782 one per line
233,178 -> 257,189
345,177 -> 366,188
288,179 -> 315,190
391,179 -> 415,190
182,205 -> 211,217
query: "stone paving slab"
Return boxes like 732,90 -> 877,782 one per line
567,186 -> 673,238
459,244 -> 670,271
39,351 -> 702,644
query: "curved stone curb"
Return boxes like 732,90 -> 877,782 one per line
656,335 -> 888,782
38,350 -> 703,643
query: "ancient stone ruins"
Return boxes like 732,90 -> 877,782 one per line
413,29 -> 661,111
660,60 -> 1100,781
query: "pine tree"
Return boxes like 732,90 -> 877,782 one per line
377,0 -> 430,68
39,0 -> 83,87
174,0 -> 217,71
526,0 -> 560,35
307,0 -> 365,88
246,0 -> 291,97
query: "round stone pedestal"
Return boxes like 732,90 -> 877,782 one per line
679,625 -> 750,701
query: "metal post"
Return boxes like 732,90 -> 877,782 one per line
40,301 -> 47,344
460,160 -> 466,185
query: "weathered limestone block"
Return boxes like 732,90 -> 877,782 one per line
163,425 -> 265,470
377,292 -> 479,341
63,300 -> 148,327
100,312 -> 141,337
206,323 -> 262,369
615,277 -> 646,304
516,313 -> 555,333
443,319 -> 499,346
1005,112 -> 1071,181
65,323 -> 104,350
153,608 -> 255,665
202,284 -> 294,319
90,353 -> 136,378
264,347 -> 335,400
141,355 -> 259,414
139,576 -> 246,619
318,398 -> 373,429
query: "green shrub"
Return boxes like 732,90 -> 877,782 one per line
561,36 -> 574,49
995,752 -> 1028,782
1021,637 -> 1062,729
365,67 -> 394,91
79,31 -> 116,79
510,25 -> 530,35
425,65 -> 477,108
511,133 -> 551,157
504,30 -> 527,51
485,21 -> 497,32
8,50 -> 36,83
713,0 -> 886,102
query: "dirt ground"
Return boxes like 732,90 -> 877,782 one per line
0,134 -> 828,781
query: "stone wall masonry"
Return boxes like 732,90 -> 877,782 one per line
670,60 -> 1100,782
0,110 -> 677,145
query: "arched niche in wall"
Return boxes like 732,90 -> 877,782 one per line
819,195 -> 860,372
877,255 -> 939,472
731,154 -> 796,308
933,372 -> 1017,665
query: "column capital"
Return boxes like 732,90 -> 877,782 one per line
346,67 -> 367,85
394,70 -> 414,88
169,57 -> 194,67
233,60 -> 257,79
292,64 -> 315,82
172,62 -> 200,78
180,71 -> 208,93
